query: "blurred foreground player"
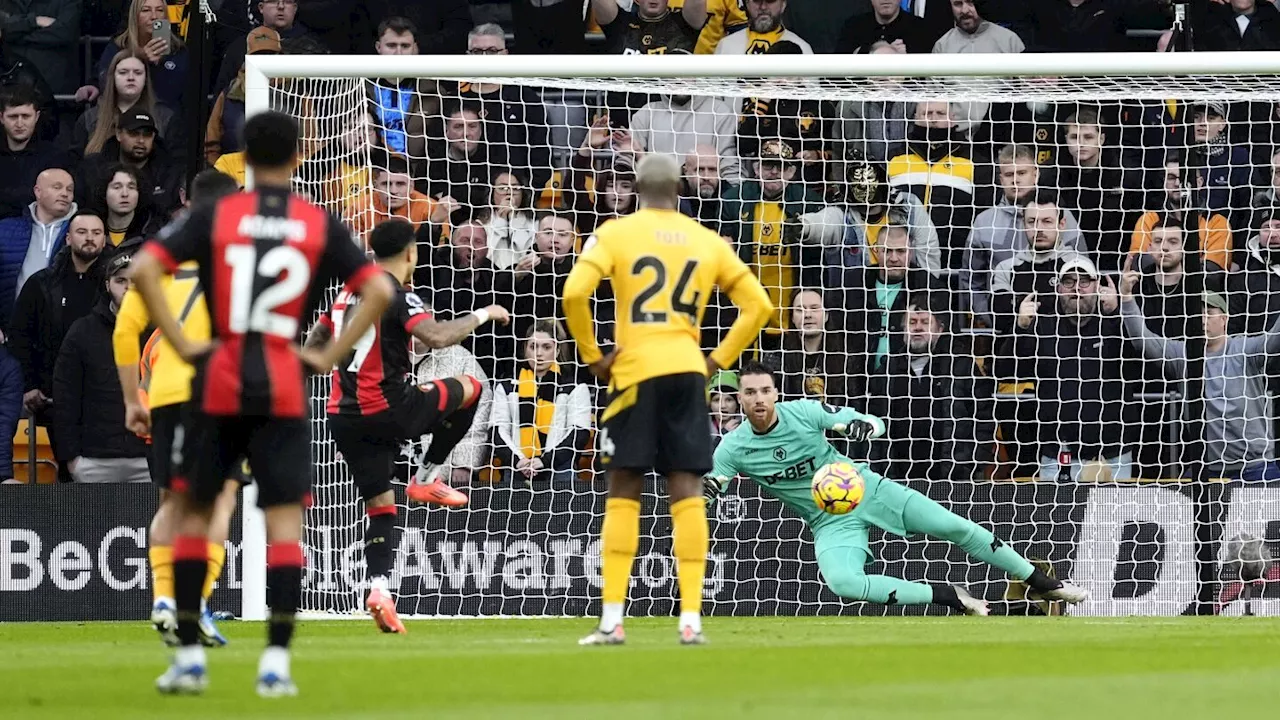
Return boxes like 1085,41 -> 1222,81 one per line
708,363 -> 1089,614
563,154 -> 774,645
115,170 -> 241,649
131,111 -> 395,697
305,218 -> 510,634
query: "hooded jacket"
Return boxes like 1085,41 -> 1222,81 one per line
0,202 -> 73,329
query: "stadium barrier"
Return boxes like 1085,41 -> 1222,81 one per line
4,481 -> 1276,621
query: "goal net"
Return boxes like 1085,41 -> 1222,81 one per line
247,54 -> 1280,619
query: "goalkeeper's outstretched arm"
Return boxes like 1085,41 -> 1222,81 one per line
796,400 -> 886,441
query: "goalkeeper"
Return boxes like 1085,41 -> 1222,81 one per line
707,362 -> 1087,614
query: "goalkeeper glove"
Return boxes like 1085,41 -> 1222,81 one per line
703,476 -> 728,507
833,419 -> 879,442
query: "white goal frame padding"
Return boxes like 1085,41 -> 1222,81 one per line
237,52 -> 1280,620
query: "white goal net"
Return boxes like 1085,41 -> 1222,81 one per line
247,54 -> 1280,618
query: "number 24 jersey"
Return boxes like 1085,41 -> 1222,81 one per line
146,187 -> 378,419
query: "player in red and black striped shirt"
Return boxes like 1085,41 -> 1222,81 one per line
131,111 -> 395,697
304,218 -> 509,634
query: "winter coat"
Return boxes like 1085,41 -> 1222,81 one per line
9,247 -> 102,399
410,345 -> 492,475
960,199 -> 1085,323
0,0 -> 81,94
0,343 -> 22,479
1194,1 -> 1280,51
718,179 -> 828,292
94,41 -> 189,110
0,139 -> 73,219
52,301 -> 147,463
835,99 -> 910,166
0,203 -> 71,329
832,266 -> 945,381
1023,0 -> 1170,53
809,190 -> 943,286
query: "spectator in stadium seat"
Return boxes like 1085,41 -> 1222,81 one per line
383,0 -> 473,55
311,108 -> 382,208
507,211 -> 580,342
423,100 -> 503,216
781,0 -> 868,54
76,109 -> 184,218
568,136 -> 639,238
1227,205 -> 1280,334
818,156 -> 941,281
367,18 -> 437,161
350,156 -> 449,242
96,165 -> 163,255
931,0 -> 1025,135
440,24 -> 552,191
834,42 -> 911,166
1130,154 -> 1233,274
962,144 -> 1085,327
1022,0 -> 1171,53
837,0 -> 936,54
888,101 -> 986,270
0,328 -> 20,482
412,340 -> 493,487
1122,280 -> 1280,481
418,219 -> 508,378
0,168 -> 75,329
681,145 -> 727,231
491,319 -> 592,486
205,27 -> 281,166
0,0 -> 80,95
631,93 -> 740,185
84,0 -> 190,110
72,52 -> 182,163
719,139 -> 828,340
594,0 -> 705,54
869,289 -> 995,483
52,253 -> 148,483
715,0 -> 813,54
761,287 -> 855,406
0,87 -> 71,221
1194,0 -> 1280,52
708,369 -> 741,448
10,210 -> 105,481
291,0 -> 382,54
1054,106 -> 1141,274
1185,101 -> 1253,224
511,0 -> 589,54
482,170 -> 538,271
835,223 -> 942,380
1016,256 -> 1135,483
737,43 -> 832,185
214,0 -> 316,95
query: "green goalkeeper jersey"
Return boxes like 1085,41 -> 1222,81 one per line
710,400 -> 887,529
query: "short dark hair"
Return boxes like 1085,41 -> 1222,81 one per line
1150,212 -> 1184,233
737,361 -> 778,388
375,154 -> 411,179
377,16 -> 418,39
442,99 -> 483,123
368,218 -> 415,259
69,209 -> 104,228
188,169 -> 239,204
243,111 -> 299,168
1024,189 -> 1061,214
0,85 -> 39,114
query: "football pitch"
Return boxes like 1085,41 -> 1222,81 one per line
1,617 -> 1276,719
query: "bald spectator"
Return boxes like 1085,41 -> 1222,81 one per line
631,94 -> 740,184
837,0 -> 937,54
681,145 -> 727,230
0,87 -> 71,220
0,169 -> 76,328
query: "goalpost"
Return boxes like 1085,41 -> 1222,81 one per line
241,52 -> 1280,620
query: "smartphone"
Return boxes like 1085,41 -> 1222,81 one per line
151,18 -> 172,50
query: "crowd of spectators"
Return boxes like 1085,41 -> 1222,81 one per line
5,0 -> 1280,486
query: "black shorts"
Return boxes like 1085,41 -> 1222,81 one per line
598,372 -> 712,475
328,378 -> 469,501
175,410 -> 308,509
149,403 -> 248,489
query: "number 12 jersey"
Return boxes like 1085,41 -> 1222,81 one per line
146,186 -> 378,418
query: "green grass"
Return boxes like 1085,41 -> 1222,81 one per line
1,617 -> 1277,719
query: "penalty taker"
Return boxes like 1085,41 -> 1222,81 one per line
706,362 -> 1088,614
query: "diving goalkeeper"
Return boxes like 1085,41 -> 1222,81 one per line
707,362 -> 1087,614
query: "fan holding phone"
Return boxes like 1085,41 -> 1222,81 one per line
80,0 -> 190,110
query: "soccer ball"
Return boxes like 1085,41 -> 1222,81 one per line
811,462 -> 865,515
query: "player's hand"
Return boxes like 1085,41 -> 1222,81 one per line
299,347 -> 335,374
1016,293 -> 1040,330
124,402 -> 151,437
481,305 -> 511,325
589,347 -> 620,382
835,420 -> 878,442
703,476 -> 727,506
173,339 -> 212,365
705,355 -> 721,378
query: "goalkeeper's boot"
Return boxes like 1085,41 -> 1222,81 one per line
1041,582 -> 1089,605
151,597 -> 178,647
198,601 -> 228,647
407,463 -> 468,507
578,625 -> 626,646
679,625 -> 708,646
955,587 -> 990,616
366,588 -> 406,634
256,647 -> 298,698
156,647 -> 208,695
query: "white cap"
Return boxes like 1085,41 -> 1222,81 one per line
1056,256 -> 1098,283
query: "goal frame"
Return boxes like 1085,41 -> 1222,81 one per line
238,51 -> 1280,621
